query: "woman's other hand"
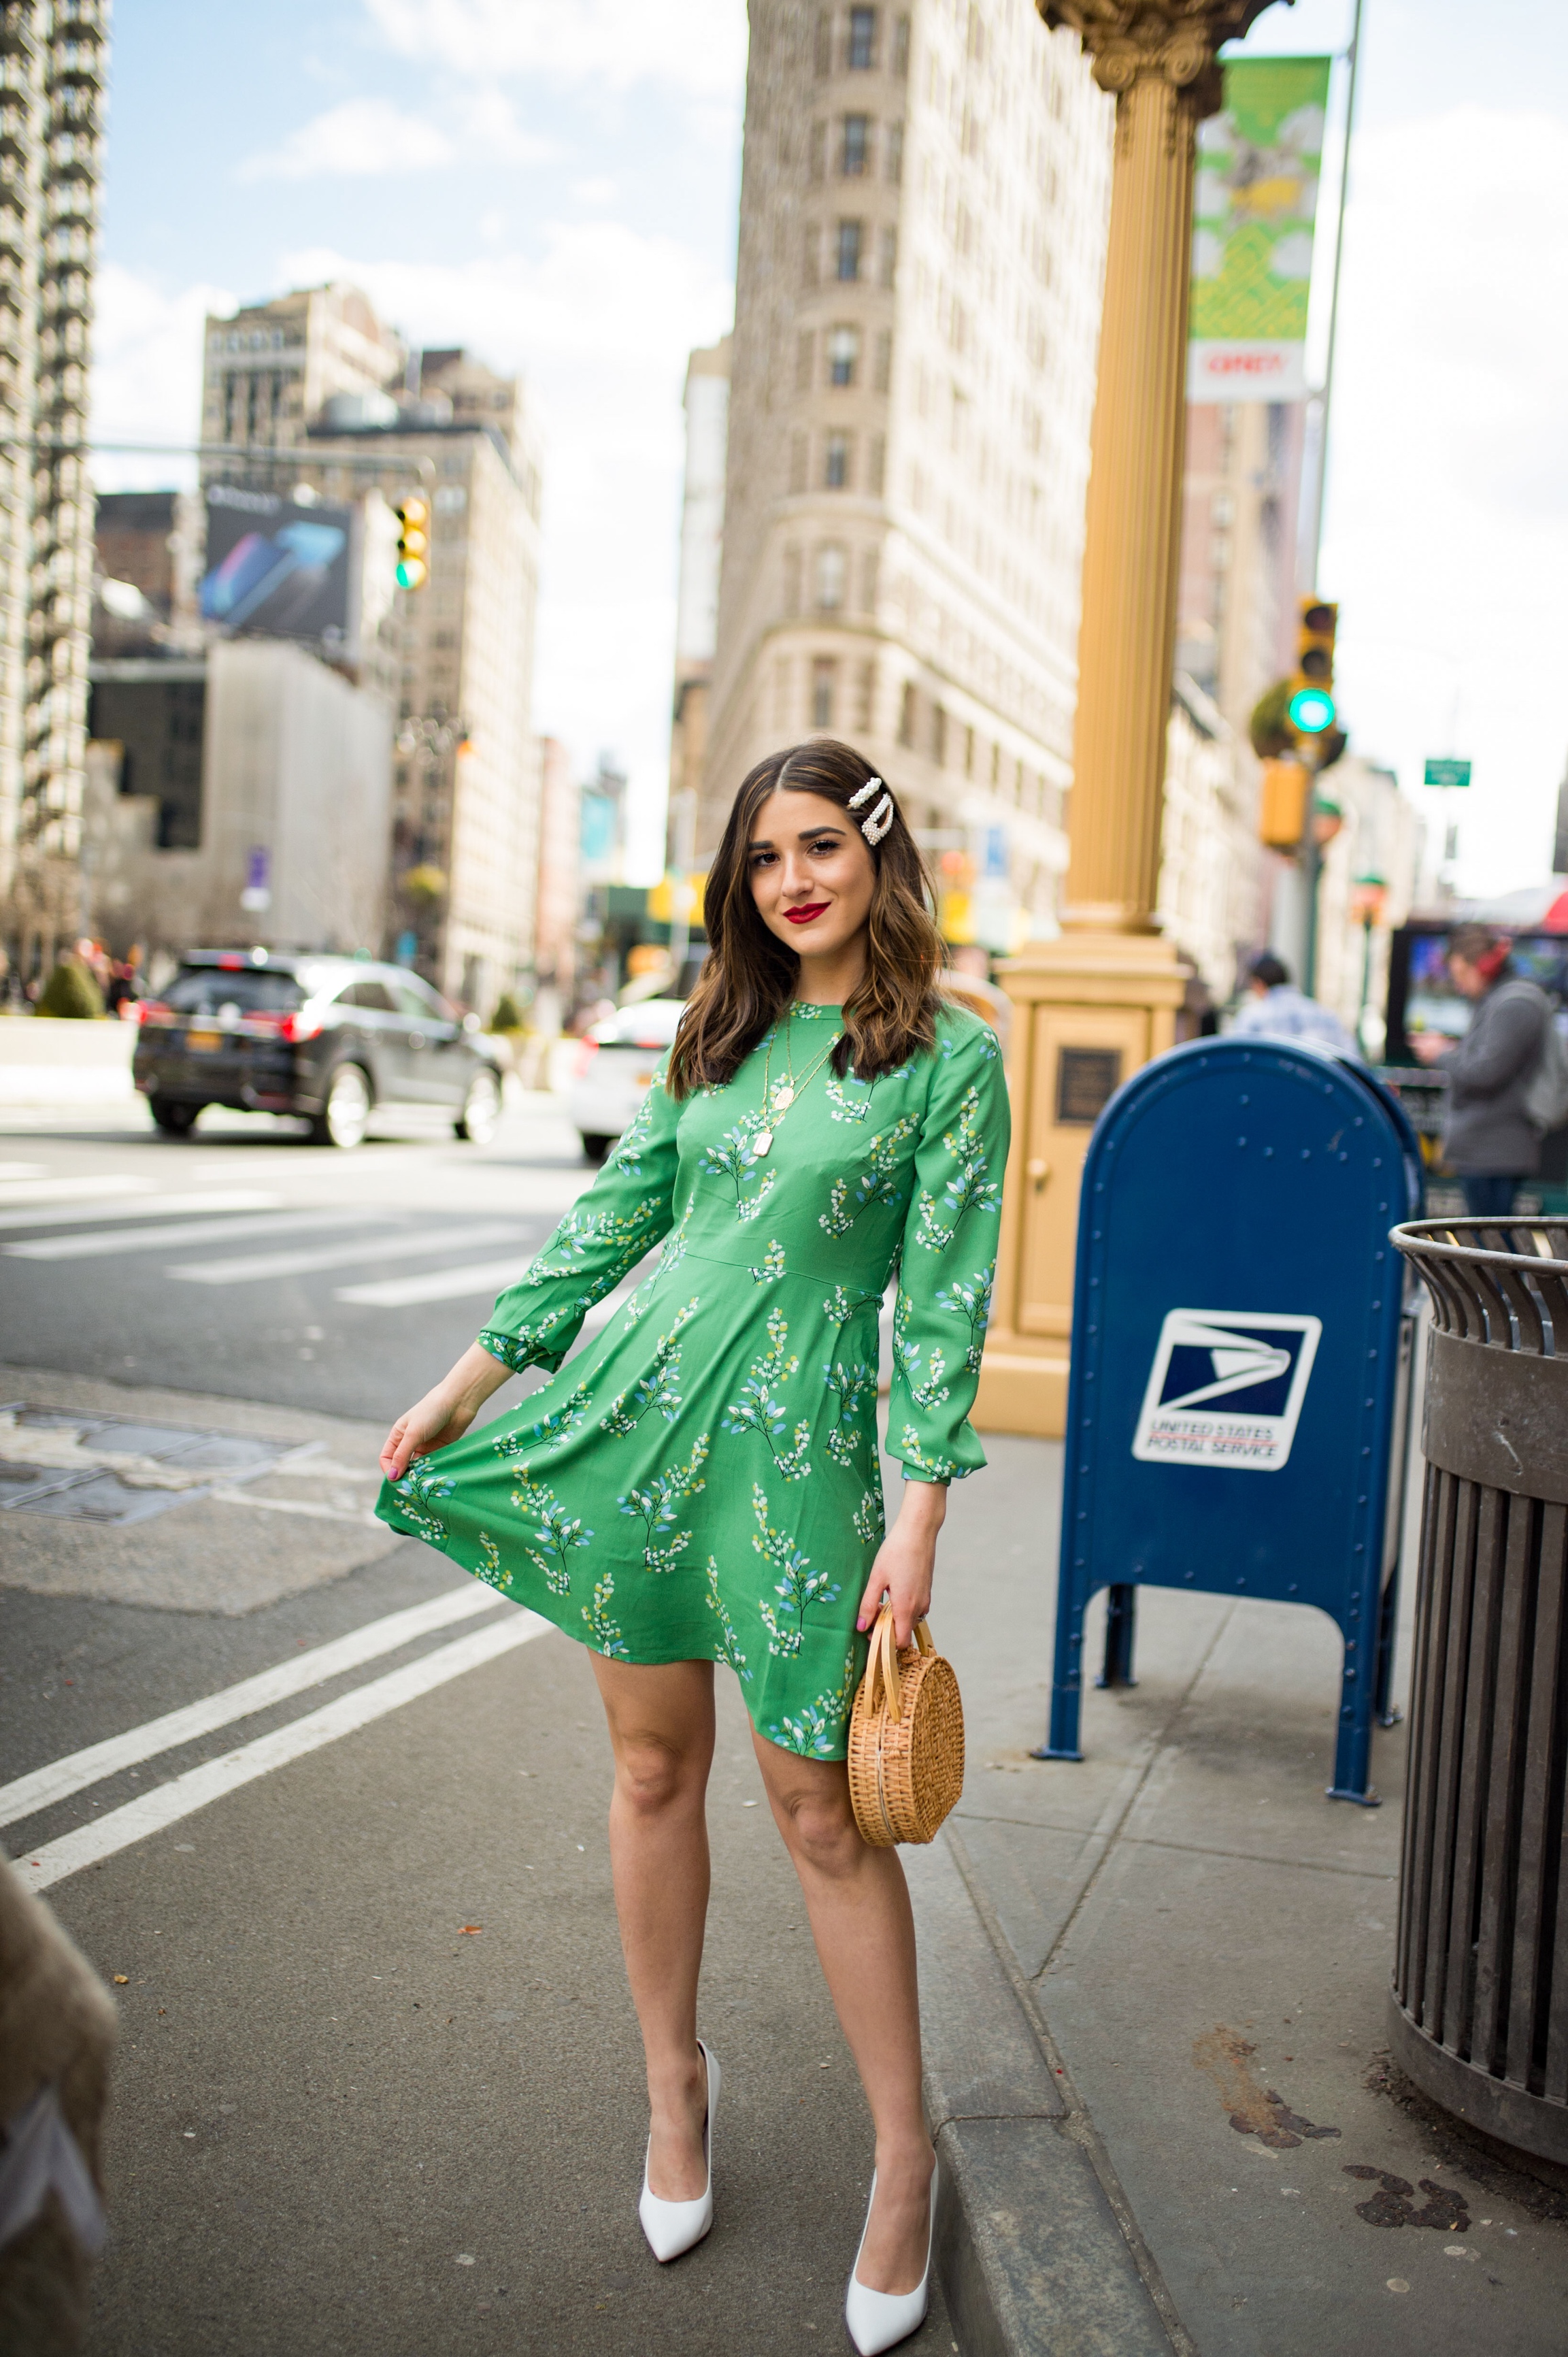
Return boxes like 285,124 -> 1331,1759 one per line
379,1341 -> 514,1481
857,1477 -> 948,1649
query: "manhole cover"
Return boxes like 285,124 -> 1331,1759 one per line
0,1403 -> 295,1525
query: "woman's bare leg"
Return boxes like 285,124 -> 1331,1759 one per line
589,1655 -> 716,2201
752,1733 -> 935,2295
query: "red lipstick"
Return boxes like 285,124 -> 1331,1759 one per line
784,903 -> 829,925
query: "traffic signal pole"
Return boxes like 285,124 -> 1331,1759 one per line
1299,0 -> 1363,998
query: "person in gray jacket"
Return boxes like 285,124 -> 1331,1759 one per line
1411,923 -> 1550,1216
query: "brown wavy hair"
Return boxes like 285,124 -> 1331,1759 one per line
665,739 -> 944,1098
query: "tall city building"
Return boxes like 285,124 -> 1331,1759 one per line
197,291 -> 544,1015
667,336 -> 730,872
703,0 -> 1112,940
0,0 -> 110,980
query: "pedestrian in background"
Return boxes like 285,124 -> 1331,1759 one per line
1230,951 -> 1360,1059
1410,924 -> 1550,1217
378,738 -> 1009,2354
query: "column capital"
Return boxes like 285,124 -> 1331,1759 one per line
1039,3 -> 1276,108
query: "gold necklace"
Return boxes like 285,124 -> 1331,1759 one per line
753,1009 -> 843,1157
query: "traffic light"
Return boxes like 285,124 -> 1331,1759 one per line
394,497 -> 430,590
1289,597 -> 1337,736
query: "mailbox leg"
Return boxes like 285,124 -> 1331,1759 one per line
1096,1583 -> 1138,1688
1327,1664 -> 1380,1807
1033,1575 -> 1087,1762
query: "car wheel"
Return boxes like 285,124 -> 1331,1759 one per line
455,1067 -> 501,1144
150,1097 -> 199,1136
310,1062 -> 371,1149
580,1132 -> 612,1164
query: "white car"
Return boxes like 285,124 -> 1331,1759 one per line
567,998 -> 686,1161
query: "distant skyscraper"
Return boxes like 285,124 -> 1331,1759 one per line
0,0 -> 111,980
667,336 -> 730,879
197,290 -> 544,1012
703,0 -> 1112,941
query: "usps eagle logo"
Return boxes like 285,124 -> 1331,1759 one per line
1131,1310 -> 1321,1472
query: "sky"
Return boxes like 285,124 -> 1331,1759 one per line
93,1 -> 1568,898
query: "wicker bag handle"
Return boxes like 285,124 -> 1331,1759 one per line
865,1607 -> 935,1723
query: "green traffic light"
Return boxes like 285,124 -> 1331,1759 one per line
395,557 -> 428,591
1289,686 -> 1336,735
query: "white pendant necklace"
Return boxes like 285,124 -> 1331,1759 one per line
752,1011 -> 841,1157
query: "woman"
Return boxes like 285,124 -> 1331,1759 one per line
1409,923 -> 1550,1217
377,739 -> 1009,2352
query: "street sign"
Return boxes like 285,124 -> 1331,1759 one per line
1037,1038 -> 1423,1804
1423,758 -> 1472,788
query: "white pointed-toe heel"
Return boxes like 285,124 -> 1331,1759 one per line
844,2158 -> 938,2356
638,2040 -> 719,2263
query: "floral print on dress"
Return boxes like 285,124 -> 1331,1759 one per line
618,1434 -> 711,1572
769,1643 -> 860,1758
753,1482 -> 842,1656
723,1307 -> 811,1481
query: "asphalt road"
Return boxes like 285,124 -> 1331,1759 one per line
1,1093 -> 956,2355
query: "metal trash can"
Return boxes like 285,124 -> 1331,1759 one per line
1389,1215 -> 1568,2164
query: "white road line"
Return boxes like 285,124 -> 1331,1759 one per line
0,1163 -> 46,1181
335,1253 -> 539,1308
0,1190 -> 281,1234
1,1587 -> 522,1841
0,1174 -> 154,1206
16,1611 -> 547,1892
5,1208 -> 376,1262
167,1220 -> 529,1287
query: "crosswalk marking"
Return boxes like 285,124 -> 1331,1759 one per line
167,1219 -> 530,1287
0,1190 -> 281,1234
5,1207 -> 376,1262
0,1174 -> 154,1207
16,1609 -> 550,1892
335,1253 -> 539,1308
0,1584 -> 503,1827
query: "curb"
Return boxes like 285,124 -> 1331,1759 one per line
906,1831 -> 1185,2357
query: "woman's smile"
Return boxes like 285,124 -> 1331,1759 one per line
784,902 -> 830,925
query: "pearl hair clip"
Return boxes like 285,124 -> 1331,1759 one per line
848,775 -> 895,845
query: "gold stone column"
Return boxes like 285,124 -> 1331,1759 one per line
975,1 -> 1276,1439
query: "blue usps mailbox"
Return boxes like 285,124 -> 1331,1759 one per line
1038,1038 -> 1423,1804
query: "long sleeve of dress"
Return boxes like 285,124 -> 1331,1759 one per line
477,1069 -> 681,1376
887,1016 -> 1011,1483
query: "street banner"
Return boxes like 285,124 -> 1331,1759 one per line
1188,55 -> 1331,403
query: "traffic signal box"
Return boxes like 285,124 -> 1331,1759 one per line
1288,597 -> 1337,738
1259,757 -> 1310,850
394,497 -> 430,590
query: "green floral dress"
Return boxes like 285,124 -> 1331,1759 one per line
375,1002 -> 1010,1758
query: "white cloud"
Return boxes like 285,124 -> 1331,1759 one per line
88,264 -> 237,489
363,0 -> 748,103
1323,106 -> 1568,895
237,97 -> 454,182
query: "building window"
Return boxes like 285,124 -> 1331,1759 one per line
885,122 -> 903,182
868,433 -> 886,495
827,325 -> 859,386
964,725 -> 975,778
932,704 -> 948,766
836,220 -> 863,282
899,680 -> 917,746
815,10 -> 833,73
784,546 -> 803,614
797,329 -> 816,391
812,657 -> 837,730
873,329 -> 893,393
877,226 -> 898,287
816,544 -> 846,610
803,226 -> 820,288
860,548 -> 880,611
855,659 -> 876,731
893,14 -> 910,73
790,432 -> 809,494
810,120 -> 826,181
848,7 -> 877,68
841,115 -> 870,176
824,433 -> 852,489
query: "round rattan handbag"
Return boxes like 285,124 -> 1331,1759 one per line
846,1608 -> 965,1847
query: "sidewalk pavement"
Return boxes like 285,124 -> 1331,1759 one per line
920,1423 -> 1568,2357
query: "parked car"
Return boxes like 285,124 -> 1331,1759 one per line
132,949 -> 504,1147
567,997 -> 686,1161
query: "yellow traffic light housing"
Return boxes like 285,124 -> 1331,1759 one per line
1258,757 -> 1310,850
1290,596 -> 1337,734
394,496 -> 430,590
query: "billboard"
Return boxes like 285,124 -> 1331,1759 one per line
1188,56 -> 1331,403
200,484 -> 353,644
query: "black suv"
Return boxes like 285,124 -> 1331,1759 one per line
133,949 -> 505,1147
